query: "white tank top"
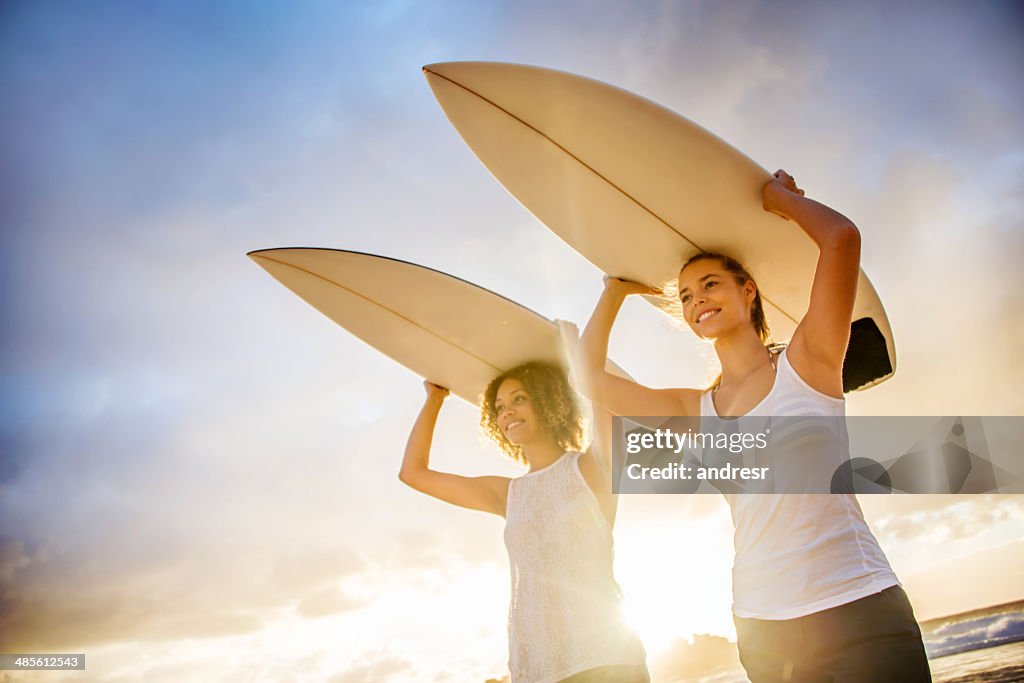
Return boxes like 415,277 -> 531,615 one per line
700,348 -> 899,620
504,451 -> 645,682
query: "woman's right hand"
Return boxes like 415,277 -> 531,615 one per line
603,275 -> 662,297
423,380 -> 450,400
762,169 -> 806,221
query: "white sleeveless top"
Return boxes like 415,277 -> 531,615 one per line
503,451 -> 646,682
700,348 -> 899,620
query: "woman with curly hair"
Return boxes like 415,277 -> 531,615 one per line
399,359 -> 648,683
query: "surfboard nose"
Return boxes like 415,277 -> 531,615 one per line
422,62 -> 454,78
422,61 -> 507,84
423,61 -> 470,73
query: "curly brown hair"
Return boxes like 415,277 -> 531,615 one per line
479,361 -> 585,464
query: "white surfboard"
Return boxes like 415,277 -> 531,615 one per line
423,61 -> 895,392
249,248 -> 629,404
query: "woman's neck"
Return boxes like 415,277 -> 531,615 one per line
714,329 -> 771,386
522,437 -> 566,473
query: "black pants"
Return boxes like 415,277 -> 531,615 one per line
734,586 -> 932,683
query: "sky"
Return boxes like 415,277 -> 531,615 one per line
1,1 -> 1023,682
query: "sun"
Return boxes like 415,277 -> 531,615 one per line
613,510 -> 738,654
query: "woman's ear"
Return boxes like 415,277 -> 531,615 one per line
744,279 -> 757,303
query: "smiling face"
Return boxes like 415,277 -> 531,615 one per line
493,378 -> 540,446
480,361 -> 584,464
677,257 -> 757,341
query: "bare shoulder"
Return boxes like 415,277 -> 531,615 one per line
673,387 -> 703,416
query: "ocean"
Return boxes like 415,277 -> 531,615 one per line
922,598 -> 1024,682
930,641 -> 1024,682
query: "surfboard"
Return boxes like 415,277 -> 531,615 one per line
423,61 -> 895,392
248,248 -> 629,404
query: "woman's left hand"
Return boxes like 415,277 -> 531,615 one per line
555,319 -> 580,343
763,169 -> 806,220
555,319 -> 582,390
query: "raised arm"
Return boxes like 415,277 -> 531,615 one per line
398,381 -> 509,516
577,277 -> 698,417
763,169 -> 861,397
558,320 -> 621,527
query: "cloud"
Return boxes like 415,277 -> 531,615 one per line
0,535 -> 366,650
296,585 -> 368,619
871,495 -> 1024,544
0,438 -> 370,651
327,651 -> 413,683
901,541 -> 1024,621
